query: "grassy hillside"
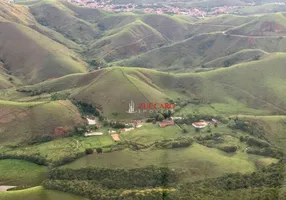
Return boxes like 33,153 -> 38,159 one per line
233,115 -> 286,151
233,3 -> 286,15
70,68 -> 168,118
0,21 -> 86,84
16,54 -> 286,118
0,100 -> 84,146
201,14 -> 256,26
63,143 -> 265,182
227,13 -> 286,36
118,32 -> 286,71
0,1 -> 36,25
141,14 -> 189,41
202,49 -> 267,69
0,186 -> 88,200
61,0 -> 106,23
97,13 -> 138,31
30,0 -> 100,44
86,20 -> 168,62
0,159 -> 47,186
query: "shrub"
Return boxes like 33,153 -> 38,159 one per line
85,148 -> 94,155
218,145 -> 238,153
40,135 -> 53,143
96,148 -> 103,154
246,137 -> 270,148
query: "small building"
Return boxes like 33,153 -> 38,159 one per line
212,119 -> 220,124
108,130 -> 117,134
171,116 -> 183,120
192,120 -> 208,129
84,132 -> 103,137
87,118 -> 96,125
159,120 -> 175,128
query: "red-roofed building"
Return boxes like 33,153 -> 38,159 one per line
159,120 -> 175,128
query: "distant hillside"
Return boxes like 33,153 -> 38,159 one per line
30,0 -> 100,44
141,14 -> 189,41
61,0 -> 106,23
86,20 -> 168,62
0,0 -> 36,25
0,100 -> 84,146
0,21 -> 86,84
17,54 -> 286,118
232,3 -> 286,15
118,33 -> 286,71
201,14 -> 256,26
202,49 -> 267,69
227,13 -> 286,36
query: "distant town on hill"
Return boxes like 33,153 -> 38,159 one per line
68,0 -> 286,16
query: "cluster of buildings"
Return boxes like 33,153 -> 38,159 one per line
67,0 -> 242,17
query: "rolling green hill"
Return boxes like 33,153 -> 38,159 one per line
141,14 -> 189,41
86,20 -> 168,62
202,49 -> 267,69
30,0 -> 100,44
0,100 -> 84,146
118,32 -> 286,71
16,52 -> 286,118
0,1 -> 36,25
0,20 -> 86,84
227,13 -> 286,36
200,14 -> 256,26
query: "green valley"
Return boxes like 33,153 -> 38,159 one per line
1,0 -> 286,199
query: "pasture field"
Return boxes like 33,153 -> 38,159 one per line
0,159 -> 47,186
63,143 -> 277,182
1,133 -> 115,163
120,123 -> 182,145
0,186 -> 88,200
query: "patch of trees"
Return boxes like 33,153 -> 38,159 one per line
0,153 -> 47,166
85,148 -> 94,155
246,137 -> 270,148
72,125 -> 88,136
109,122 -> 126,129
246,147 -> 283,158
146,110 -> 172,123
218,145 -> 238,153
195,161 -> 284,190
51,92 -> 70,101
47,166 -> 178,189
88,59 -> 105,68
195,133 -> 224,148
52,152 -> 85,167
73,101 -> 100,117
223,60 -> 233,67
155,137 -> 193,149
227,118 -> 266,138
43,180 -> 176,200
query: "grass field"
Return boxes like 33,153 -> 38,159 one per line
0,159 -> 47,186
1,132 -> 115,163
0,186 -> 88,200
120,123 -> 182,145
63,143 -> 275,182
